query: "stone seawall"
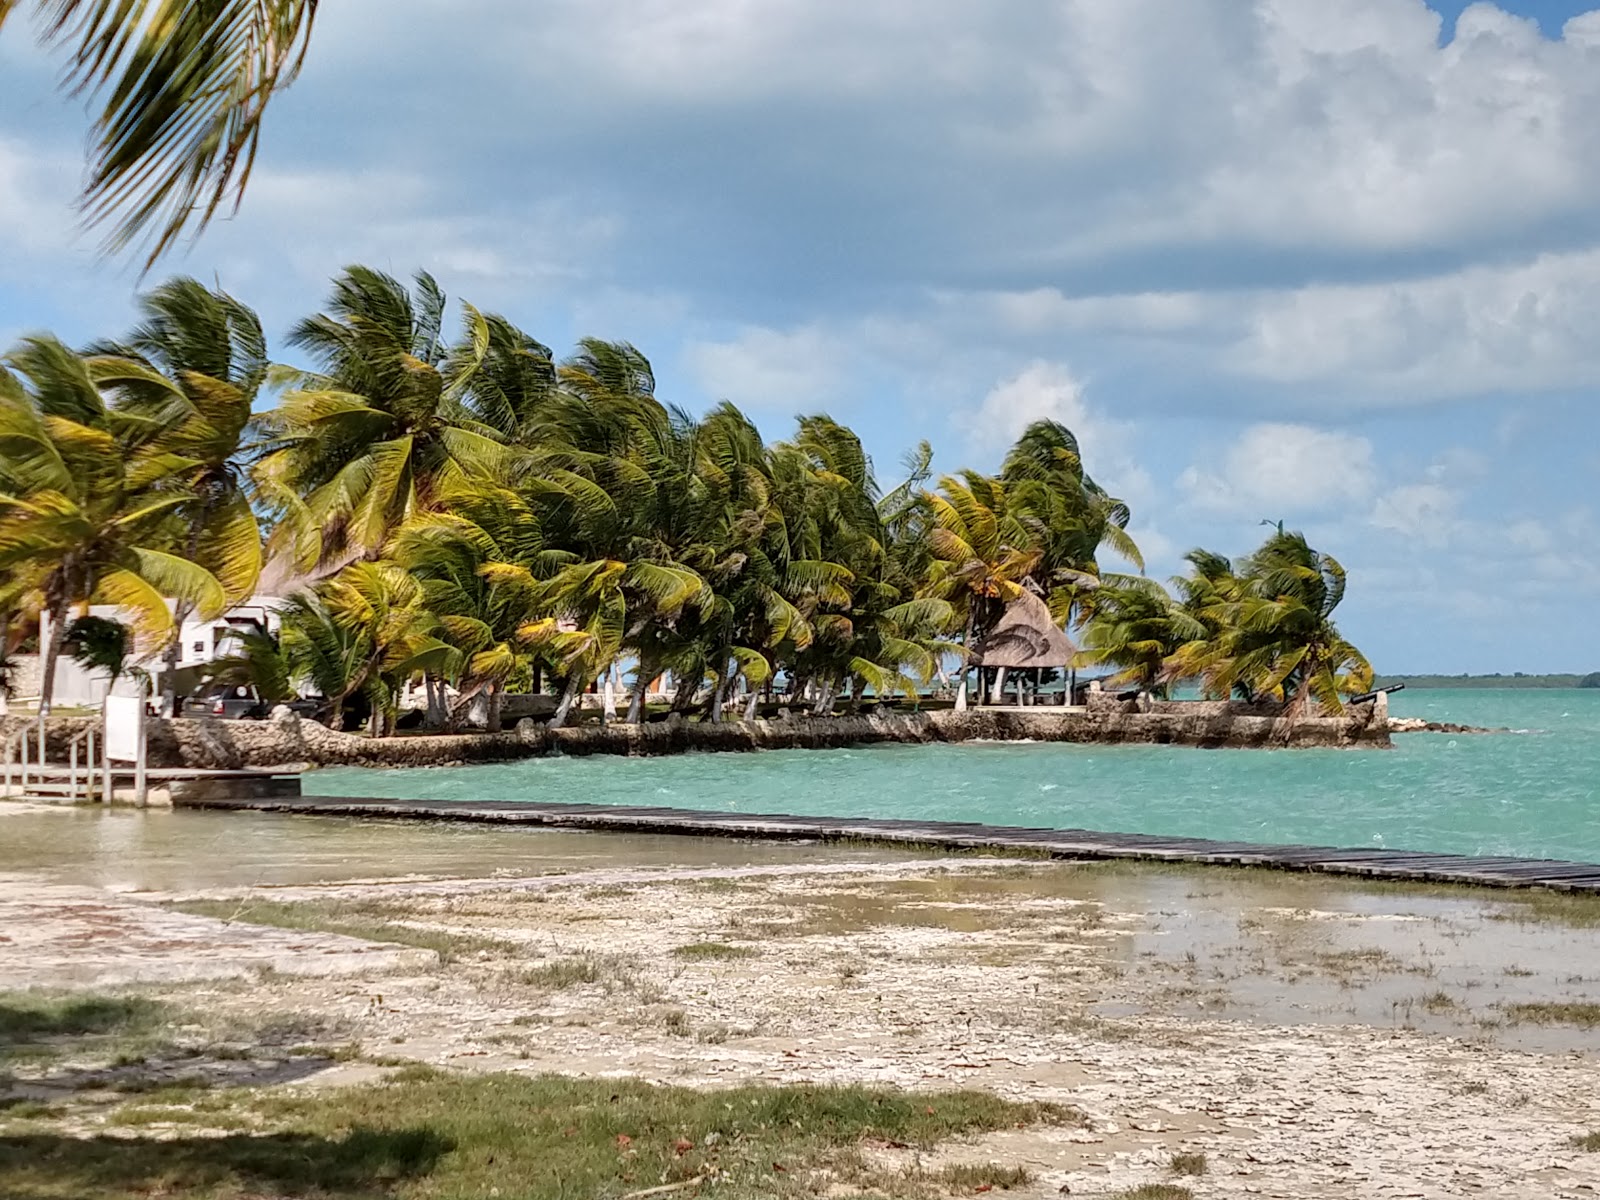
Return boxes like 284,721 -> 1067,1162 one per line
93,702 -> 1389,771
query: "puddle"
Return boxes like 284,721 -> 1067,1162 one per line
0,807 -> 934,892
694,860 -> 1600,1055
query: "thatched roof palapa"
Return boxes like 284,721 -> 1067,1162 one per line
970,589 -> 1075,669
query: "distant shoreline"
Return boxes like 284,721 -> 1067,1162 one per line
1374,675 -> 1600,690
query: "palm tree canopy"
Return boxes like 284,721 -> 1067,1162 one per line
0,0 -> 318,267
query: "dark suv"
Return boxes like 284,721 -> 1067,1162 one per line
187,685 -> 268,720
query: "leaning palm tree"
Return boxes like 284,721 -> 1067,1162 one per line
1176,528 -> 1373,718
255,267 -> 506,567
1001,420 -> 1142,627
920,473 -> 1041,690
1076,583 -> 1204,695
0,1 -> 318,266
0,337 -> 233,710
96,277 -> 267,712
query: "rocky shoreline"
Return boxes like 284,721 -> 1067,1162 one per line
124,697 -> 1388,771
2,693 -> 1397,774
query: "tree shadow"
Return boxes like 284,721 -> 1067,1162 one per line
0,995 -> 167,1044
1,994 -> 350,1099
0,1127 -> 450,1197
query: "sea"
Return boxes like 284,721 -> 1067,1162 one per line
304,690 -> 1600,863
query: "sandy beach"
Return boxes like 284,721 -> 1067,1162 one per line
5,805 -> 1600,1198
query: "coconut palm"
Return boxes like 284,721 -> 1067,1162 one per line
0,1 -> 317,265
1174,529 -> 1373,717
289,562 -> 447,734
1001,420 -> 1142,628
96,277 -> 267,711
391,478 -> 556,732
1076,583 -> 1204,695
920,473 -> 1041,671
0,337 -> 232,710
255,267 -> 506,567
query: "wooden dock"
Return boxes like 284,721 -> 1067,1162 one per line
177,794 -> 1600,894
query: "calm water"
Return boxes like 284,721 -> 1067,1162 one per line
305,690 -> 1600,862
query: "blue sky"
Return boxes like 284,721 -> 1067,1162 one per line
2,0 -> 1599,673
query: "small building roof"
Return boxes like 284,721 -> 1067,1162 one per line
971,589 -> 1075,669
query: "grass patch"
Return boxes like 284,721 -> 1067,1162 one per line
0,1101 -> 63,1121
0,1072 -> 1082,1200
1168,1150 -> 1207,1176
518,952 -> 641,992
1114,1187 -> 1194,1200
672,942 -> 758,962
1502,1002 -> 1600,1028
168,898 -> 519,965
1492,891 -> 1600,930
1570,1131 -> 1600,1152
926,1162 -> 1031,1191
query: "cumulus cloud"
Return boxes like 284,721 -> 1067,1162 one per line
1230,249 -> 1600,398
1178,424 -> 1378,518
682,325 -> 841,412
958,361 -> 1154,507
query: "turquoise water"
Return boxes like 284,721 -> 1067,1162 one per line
305,690 -> 1600,862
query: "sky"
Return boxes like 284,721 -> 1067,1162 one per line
2,0 -> 1599,674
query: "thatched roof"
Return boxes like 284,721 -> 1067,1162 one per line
971,590 -> 1075,669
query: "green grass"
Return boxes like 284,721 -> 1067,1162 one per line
925,1162 -> 1031,1191
167,898 -> 520,965
672,941 -> 759,962
1502,1002 -> 1600,1028
1570,1131 -> 1600,1152
0,1072 -> 1084,1199
1491,891 -> 1600,930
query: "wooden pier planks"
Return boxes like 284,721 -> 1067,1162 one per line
175,793 -> 1600,894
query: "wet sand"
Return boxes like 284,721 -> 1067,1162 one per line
5,804 -> 1600,1197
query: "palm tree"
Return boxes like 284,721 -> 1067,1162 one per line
0,1 -> 318,266
1076,583 -> 1203,695
1001,420 -> 1142,630
0,337 -> 233,710
920,472 -> 1040,702
392,478 -> 554,732
255,267 -> 505,567
96,277 -> 267,712
274,564 -> 445,733
1174,529 -> 1373,717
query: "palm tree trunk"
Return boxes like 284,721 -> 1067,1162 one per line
707,659 -> 731,724
743,690 -> 759,723
626,662 -> 651,724
550,672 -> 584,729
671,670 -> 701,714
486,682 -> 503,733
38,580 -> 72,716
423,672 -> 447,731
159,597 -> 195,717
811,679 -> 834,716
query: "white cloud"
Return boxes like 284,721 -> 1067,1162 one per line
958,361 -> 1154,507
682,324 -> 841,411
1230,249 -> 1600,398
1178,423 -> 1377,518
1371,482 -> 1461,546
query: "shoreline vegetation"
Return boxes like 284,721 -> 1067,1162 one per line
1,269 -> 1374,749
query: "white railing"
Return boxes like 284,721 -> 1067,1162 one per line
3,711 -> 125,804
